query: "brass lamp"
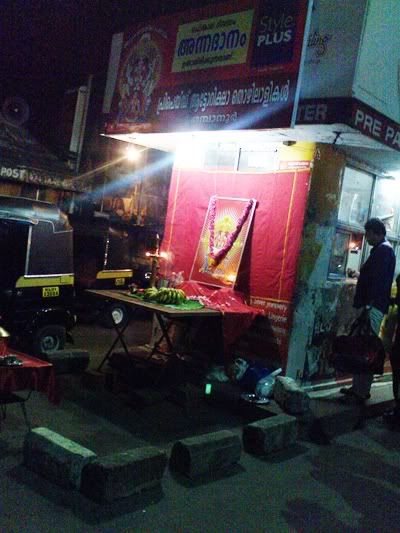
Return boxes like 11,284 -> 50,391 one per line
0,326 -> 10,357
0,327 -> 10,338
146,233 -> 161,288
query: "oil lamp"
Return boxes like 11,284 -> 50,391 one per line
0,326 -> 10,357
146,234 -> 163,288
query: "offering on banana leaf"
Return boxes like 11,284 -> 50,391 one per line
142,287 -> 187,305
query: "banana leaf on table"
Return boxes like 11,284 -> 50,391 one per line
128,292 -> 204,310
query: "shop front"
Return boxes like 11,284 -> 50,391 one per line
286,0 -> 400,386
0,117 -> 86,208
101,0 -> 400,387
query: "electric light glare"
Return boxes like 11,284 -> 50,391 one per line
125,146 -> 140,161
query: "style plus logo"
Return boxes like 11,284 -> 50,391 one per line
252,0 -> 299,68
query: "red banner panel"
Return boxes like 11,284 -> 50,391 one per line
105,0 -> 311,134
160,166 -> 310,363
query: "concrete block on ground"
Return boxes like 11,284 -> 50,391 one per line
44,350 -> 90,374
169,430 -> 241,478
307,399 -> 359,440
23,427 -> 96,489
274,376 -> 310,414
168,383 -> 209,416
81,369 -> 111,389
298,395 -> 391,443
243,414 -> 298,455
129,388 -> 167,407
80,447 -> 167,502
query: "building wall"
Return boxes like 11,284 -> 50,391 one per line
286,143 -> 359,381
160,140 -> 315,370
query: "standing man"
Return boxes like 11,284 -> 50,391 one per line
341,218 -> 395,401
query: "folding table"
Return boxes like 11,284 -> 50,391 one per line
85,289 -> 221,372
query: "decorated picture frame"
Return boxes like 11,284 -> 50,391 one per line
190,195 -> 256,288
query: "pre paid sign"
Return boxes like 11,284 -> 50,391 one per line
353,107 -> 400,150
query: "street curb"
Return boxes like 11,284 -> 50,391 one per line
23,427 -> 97,489
169,430 -> 241,478
243,413 -> 298,455
80,447 -> 167,503
298,382 -> 395,443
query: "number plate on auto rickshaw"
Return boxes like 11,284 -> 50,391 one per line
42,286 -> 60,298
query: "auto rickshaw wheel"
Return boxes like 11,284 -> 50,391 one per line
33,325 -> 67,354
101,303 -> 128,329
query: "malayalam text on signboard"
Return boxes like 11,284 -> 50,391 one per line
106,0 -> 311,134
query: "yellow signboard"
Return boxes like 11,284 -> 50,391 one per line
42,286 -> 60,298
172,9 -> 254,73
115,278 -> 125,286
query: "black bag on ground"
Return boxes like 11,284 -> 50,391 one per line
328,311 -> 385,375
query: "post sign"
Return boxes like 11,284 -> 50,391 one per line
105,0 -> 312,135
0,120 -> 85,191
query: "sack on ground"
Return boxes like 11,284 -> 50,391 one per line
328,333 -> 385,374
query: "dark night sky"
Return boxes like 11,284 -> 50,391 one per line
0,0 -> 220,147
1,1 -> 222,99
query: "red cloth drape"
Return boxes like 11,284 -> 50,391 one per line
0,352 -> 58,404
180,281 -> 264,362
161,167 -> 311,367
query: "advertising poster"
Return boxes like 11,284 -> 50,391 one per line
105,0 -> 312,134
190,196 -> 256,288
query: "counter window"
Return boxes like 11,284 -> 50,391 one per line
204,143 -> 238,170
338,167 -> 373,229
371,178 -> 400,236
328,230 -> 363,278
331,165 -> 400,281
238,149 -> 279,172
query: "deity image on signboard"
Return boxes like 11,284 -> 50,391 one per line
116,32 -> 163,124
190,196 -> 256,288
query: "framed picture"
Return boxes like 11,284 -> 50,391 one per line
190,195 -> 256,288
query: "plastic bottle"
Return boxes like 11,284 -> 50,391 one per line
255,368 -> 282,397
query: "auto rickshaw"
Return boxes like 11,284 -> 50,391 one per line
71,213 -> 134,328
71,211 -> 160,328
0,196 -> 75,353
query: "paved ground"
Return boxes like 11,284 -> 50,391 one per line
0,321 -> 399,532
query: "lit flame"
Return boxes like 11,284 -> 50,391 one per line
145,250 -> 168,259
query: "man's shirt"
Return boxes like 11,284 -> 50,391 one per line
354,239 -> 396,314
